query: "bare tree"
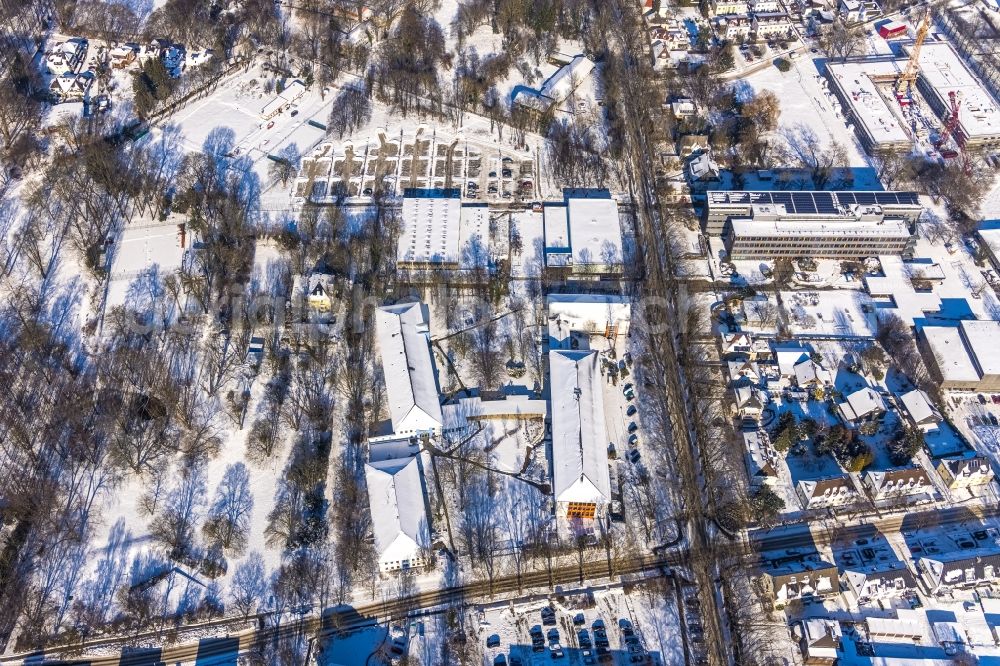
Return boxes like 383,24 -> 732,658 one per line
203,463 -> 255,554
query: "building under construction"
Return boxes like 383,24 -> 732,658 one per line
827,35 -> 1000,154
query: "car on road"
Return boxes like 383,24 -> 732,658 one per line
290,109 -> 299,116
626,404 -> 637,416
990,414 -> 999,427
362,187 -> 373,196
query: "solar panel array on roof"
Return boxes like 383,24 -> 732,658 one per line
708,190 -> 920,212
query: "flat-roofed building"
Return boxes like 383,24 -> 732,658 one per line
549,349 -> 611,519
919,326 -> 982,390
543,189 -> 624,277
977,227 -> 1000,273
397,189 -> 490,270
724,208 -> 914,259
546,294 -> 631,348
959,320 -> 1000,387
919,320 -> 1000,391
706,192 -> 922,252
827,58 -> 912,151
914,42 -> 1000,149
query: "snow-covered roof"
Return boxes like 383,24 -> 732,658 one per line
775,345 -> 811,376
375,302 -> 442,434
729,217 -> 911,240
549,350 -> 611,506
794,358 -> 831,386
566,194 -> 623,268
899,389 -> 941,426
839,387 -> 885,421
364,457 -> 430,565
827,59 -> 911,147
959,319 -> 1000,377
921,326 -> 980,384
914,42 -> 1000,142
801,618 -> 841,657
398,191 -> 490,268
546,294 -> 631,344
540,55 -> 595,104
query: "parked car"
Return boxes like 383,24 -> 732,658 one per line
626,404 -> 637,416
579,629 -> 592,648
487,634 -> 501,648
574,613 -> 586,625
627,449 -> 641,464
494,655 -> 507,666
628,433 -> 639,446
547,628 -> 560,644
627,421 -> 638,433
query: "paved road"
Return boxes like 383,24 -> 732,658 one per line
5,553 -> 684,666
751,504 -> 1000,552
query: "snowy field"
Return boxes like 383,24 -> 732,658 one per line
737,56 -> 871,169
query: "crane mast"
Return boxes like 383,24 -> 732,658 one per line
896,11 -> 932,98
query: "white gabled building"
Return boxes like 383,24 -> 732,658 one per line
375,302 -> 443,436
549,349 -> 611,519
364,457 -> 431,572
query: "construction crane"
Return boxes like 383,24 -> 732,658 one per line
895,11 -> 933,99
934,90 -> 973,173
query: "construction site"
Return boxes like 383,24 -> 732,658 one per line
826,12 -> 1000,168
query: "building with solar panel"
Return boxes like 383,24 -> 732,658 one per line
706,191 -> 922,259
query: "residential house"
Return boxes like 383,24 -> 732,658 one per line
716,14 -> 754,40
734,384 -> 766,419
45,38 -> 87,75
364,457 -> 431,572
109,45 -> 137,69
793,358 -> 832,390
936,455 -> 995,490
744,429 -> 780,485
49,73 -> 92,103
838,387 -> 886,425
761,559 -> 839,608
843,563 -> 917,602
919,551 -> 1000,593
670,97 -> 698,118
839,0 -> 866,22
750,0 -> 783,12
775,345 -> 812,378
678,134 -> 711,157
712,0 -> 750,15
641,0 -> 671,18
293,271 -> 337,313
753,12 -> 794,37
722,331 -> 753,357
688,152 -> 721,184
798,618 -> 842,665
898,389 -> 942,433
728,358 -> 762,385
865,467 -> 932,500
797,476 -> 857,509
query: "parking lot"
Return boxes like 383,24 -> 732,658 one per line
480,596 -> 658,666
295,127 -> 537,201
